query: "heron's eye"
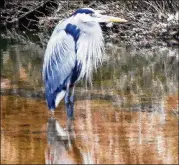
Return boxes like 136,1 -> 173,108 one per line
89,13 -> 95,17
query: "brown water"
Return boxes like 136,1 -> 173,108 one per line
1,40 -> 178,164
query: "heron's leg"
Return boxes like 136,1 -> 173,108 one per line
69,85 -> 75,115
68,85 -> 75,131
65,83 -> 71,118
65,84 -> 75,120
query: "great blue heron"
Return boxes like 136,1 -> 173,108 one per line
42,8 -> 127,119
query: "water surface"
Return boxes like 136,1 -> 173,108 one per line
1,39 -> 178,164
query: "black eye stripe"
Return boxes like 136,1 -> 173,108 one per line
72,9 -> 94,16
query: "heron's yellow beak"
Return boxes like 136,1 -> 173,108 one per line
104,15 -> 128,23
109,17 -> 128,23
91,14 -> 128,23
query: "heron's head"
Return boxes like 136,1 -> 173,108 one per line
70,8 -> 127,33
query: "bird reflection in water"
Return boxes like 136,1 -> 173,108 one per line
45,117 -> 93,164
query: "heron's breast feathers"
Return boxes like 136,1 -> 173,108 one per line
76,27 -> 104,82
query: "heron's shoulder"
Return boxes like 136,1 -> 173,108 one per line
52,23 -> 81,43
64,23 -> 80,41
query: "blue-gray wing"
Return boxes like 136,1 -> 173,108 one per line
42,30 -> 76,108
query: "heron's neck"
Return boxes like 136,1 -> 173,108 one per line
76,25 -> 104,82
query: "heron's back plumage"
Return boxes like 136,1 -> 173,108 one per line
43,30 -> 76,110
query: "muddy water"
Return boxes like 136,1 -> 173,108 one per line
1,40 -> 178,164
